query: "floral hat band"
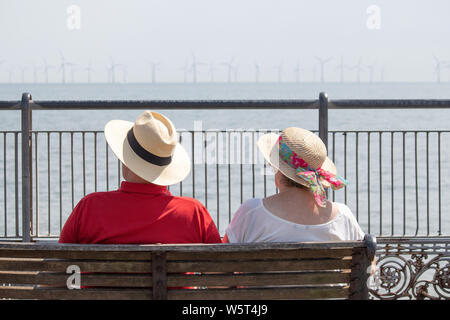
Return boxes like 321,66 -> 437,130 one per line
277,136 -> 349,207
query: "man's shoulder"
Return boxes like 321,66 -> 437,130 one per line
77,190 -> 120,203
171,196 -> 208,210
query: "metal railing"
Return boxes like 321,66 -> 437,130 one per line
1,92 -> 450,241
369,236 -> 450,300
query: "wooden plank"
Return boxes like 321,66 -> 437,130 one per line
0,271 -> 152,287
167,258 -> 352,273
0,250 -> 152,261
0,258 -> 151,273
0,241 -> 366,252
166,248 -> 353,261
0,285 -> 152,300
0,248 -> 353,261
168,285 -> 349,300
168,271 -> 351,287
0,248 -> 353,262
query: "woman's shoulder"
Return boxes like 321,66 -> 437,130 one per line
332,202 -> 359,224
333,202 -> 365,240
333,202 -> 353,215
237,198 -> 264,214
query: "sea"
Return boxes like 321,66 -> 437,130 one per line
1,82 -> 450,237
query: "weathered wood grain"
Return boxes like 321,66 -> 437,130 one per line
0,271 -> 152,287
0,286 -> 152,300
0,258 -> 151,273
167,257 -> 352,273
168,271 -> 350,287
168,285 -> 349,300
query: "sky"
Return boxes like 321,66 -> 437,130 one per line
1,0 -> 450,83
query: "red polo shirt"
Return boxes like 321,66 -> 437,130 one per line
59,181 -> 221,244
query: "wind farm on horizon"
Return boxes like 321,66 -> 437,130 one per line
0,52 -> 449,84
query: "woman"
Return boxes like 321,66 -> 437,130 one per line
223,127 -> 365,243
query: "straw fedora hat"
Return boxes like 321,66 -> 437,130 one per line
257,127 -> 338,189
104,111 -> 190,186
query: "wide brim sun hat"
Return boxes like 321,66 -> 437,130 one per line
257,127 -> 348,207
104,110 -> 190,186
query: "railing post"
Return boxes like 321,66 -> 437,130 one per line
349,234 -> 376,300
319,92 -> 328,149
21,93 -> 32,242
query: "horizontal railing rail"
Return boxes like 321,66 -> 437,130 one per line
1,92 -> 450,241
2,99 -> 450,110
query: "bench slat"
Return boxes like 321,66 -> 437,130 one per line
0,286 -> 152,300
0,250 -> 152,261
0,241 -> 365,251
167,257 -> 352,273
0,258 -> 151,273
0,248 -> 353,261
0,271 -> 152,287
166,248 -> 353,261
168,286 -> 349,300
168,271 -> 350,287
1,271 -> 350,288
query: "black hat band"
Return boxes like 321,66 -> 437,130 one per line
127,128 -> 173,166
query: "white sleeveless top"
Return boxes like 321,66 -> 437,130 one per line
225,198 -> 365,243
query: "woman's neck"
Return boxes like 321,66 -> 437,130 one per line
264,187 -> 335,225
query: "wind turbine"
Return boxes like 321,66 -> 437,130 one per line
314,56 -> 332,83
433,54 -> 449,83
85,61 -> 94,83
365,61 -> 377,83
221,57 -> 236,83
180,60 -> 190,83
31,63 -> 40,83
335,56 -> 347,83
293,60 -> 304,83
348,57 -> 364,83
232,63 -> 239,82
274,61 -> 283,83
208,62 -> 215,83
59,51 -> 74,84
190,54 -> 205,83
312,64 -> 317,82
42,59 -> 55,84
108,57 -> 121,83
19,66 -> 27,83
254,62 -> 261,83
148,61 -> 161,83
68,63 -> 77,83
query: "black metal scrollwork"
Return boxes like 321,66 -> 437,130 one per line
369,238 -> 450,300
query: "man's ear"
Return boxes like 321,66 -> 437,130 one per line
121,163 -> 129,181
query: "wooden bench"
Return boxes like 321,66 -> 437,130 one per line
0,235 -> 376,300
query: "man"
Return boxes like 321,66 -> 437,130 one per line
59,110 -> 221,244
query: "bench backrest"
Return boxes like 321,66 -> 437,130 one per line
0,235 -> 376,300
